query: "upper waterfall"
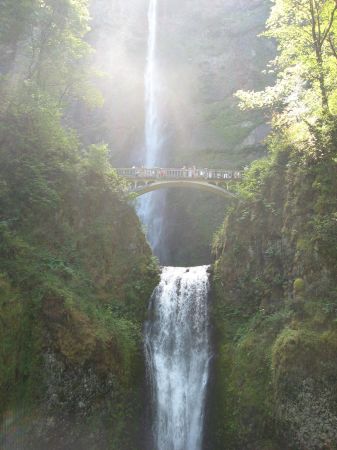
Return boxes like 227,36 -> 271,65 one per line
138,0 -> 167,261
145,0 -> 161,167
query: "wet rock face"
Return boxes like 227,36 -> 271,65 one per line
43,352 -> 111,416
279,379 -> 337,449
2,348 -> 146,450
272,327 -> 337,450
21,351 -> 115,450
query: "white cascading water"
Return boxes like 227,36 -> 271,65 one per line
145,266 -> 210,450
138,0 -> 166,258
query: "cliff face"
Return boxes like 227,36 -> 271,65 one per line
82,0 -> 273,265
208,124 -> 337,449
1,192 -> 158,450
0,135 -> 159,449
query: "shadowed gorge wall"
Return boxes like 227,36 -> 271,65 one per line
207,122 -> 337,450
0,139 -> 159,449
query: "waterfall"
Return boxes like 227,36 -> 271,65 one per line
138,0 -> 167,260
141,3 -> 211,448
145,266 -> 210,450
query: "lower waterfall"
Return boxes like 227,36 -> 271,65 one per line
145,266 -> 210,450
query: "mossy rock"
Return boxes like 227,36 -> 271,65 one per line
293,278 -> 305,295
272,328 -> 321,389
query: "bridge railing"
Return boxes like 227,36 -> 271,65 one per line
116,167 -> 242,181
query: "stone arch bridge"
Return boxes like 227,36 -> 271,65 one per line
116,167 -> 242,199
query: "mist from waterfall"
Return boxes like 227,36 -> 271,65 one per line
145,266 -> 210,450
138,0 -> 167,259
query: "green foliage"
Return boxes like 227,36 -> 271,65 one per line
207,304 -> 292,449
272,328 -> 320,386
0,0 -> 101,108
236,157 -> 273,199
237,0 -> 337,123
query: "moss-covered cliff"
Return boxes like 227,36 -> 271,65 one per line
0,2 -> 159,448
0,131 -> 158,449
0,140 -> 158,449
207,120 -> 337,450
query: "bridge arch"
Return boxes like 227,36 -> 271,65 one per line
132,180 -> 238,199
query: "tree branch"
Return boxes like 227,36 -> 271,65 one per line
309,0 -> 318,48
321,3 -> 337,46
328,33 -> 337,60
314,0 -> 322,44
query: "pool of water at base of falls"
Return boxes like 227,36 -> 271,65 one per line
144,266 -> 210,450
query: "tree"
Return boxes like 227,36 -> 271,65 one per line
0,0 -> 102,108
0,0 -> 104,229
236,0 -> 337,123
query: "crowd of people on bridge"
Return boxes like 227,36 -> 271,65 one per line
122,166 -> 242,180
